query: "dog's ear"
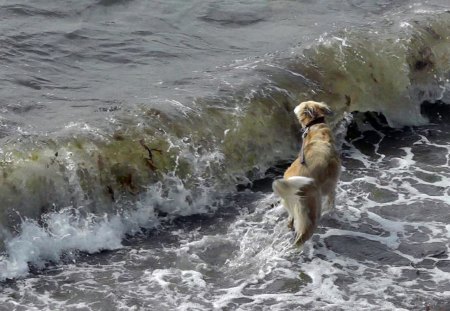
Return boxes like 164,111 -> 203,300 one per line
314,102 -> 333,117
305,107 -> 315,118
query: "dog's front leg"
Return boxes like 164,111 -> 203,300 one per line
327,191 -> 336,210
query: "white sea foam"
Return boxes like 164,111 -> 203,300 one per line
0,174 -> 217,281
2,146 -> 450,309
0,210 -> 134,281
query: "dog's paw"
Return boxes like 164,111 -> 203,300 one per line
287,217 -> 294,230
293,233 -> 305,247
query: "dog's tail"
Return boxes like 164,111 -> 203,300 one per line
272,176 -> 321,246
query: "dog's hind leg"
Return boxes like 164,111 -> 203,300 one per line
281,198 -> 294,230
273,182 -> 295,230
293,185 -> 321,246
272,177 -> 318,243
287,216 -> 294,230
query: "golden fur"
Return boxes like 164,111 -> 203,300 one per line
273,101 -> 340,246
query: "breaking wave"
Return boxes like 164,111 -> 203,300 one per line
1,11 -> 450,281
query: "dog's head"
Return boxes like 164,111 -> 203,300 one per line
294,101 -> 333,128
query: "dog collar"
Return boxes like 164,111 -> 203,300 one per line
300,116 -> 326,165
304,116 -> 325,129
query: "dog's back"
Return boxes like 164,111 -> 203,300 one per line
285,125 -> 339,179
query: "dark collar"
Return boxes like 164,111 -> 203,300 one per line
303,116 -> 325,130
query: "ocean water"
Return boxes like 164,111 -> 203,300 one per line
1,0 -> 450,310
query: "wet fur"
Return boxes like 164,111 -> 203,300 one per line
273,101 -> 341,246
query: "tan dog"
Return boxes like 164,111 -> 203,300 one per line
272,101 -> 341,246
